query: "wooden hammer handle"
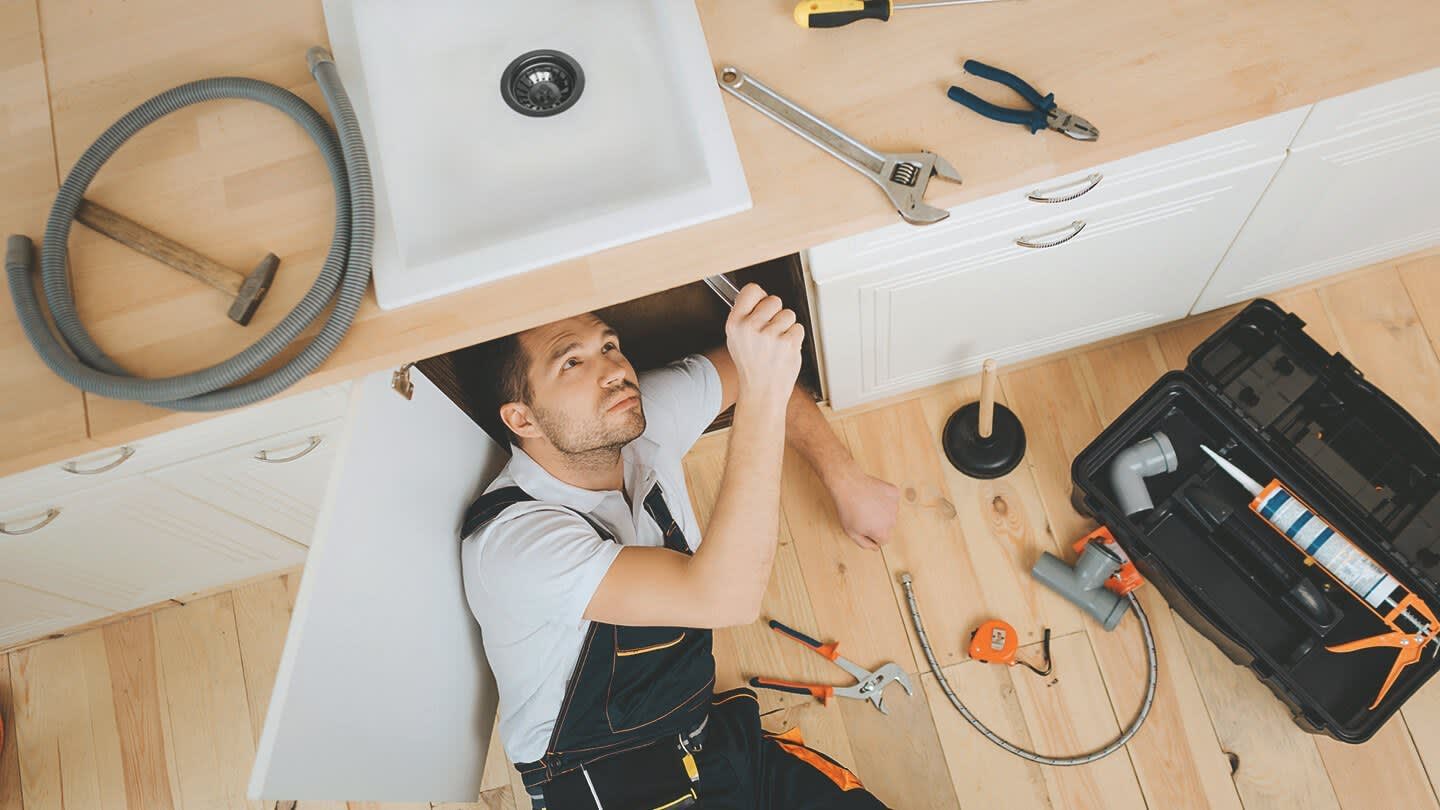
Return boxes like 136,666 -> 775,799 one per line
74,199 -> 243,296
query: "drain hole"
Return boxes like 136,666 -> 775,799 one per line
501,50 -> 585,117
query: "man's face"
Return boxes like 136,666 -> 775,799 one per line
513,314 -> 645,455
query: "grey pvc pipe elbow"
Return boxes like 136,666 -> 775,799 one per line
1033,543 -> 1130,631
1109,432 -> 1178,516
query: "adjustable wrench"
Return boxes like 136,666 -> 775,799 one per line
718,66 -> 962,225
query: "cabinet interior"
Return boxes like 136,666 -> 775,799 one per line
417,254 -> 821,450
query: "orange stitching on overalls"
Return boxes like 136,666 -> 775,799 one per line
615,632 -> 687,657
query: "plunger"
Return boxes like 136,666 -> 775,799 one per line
943,359 -> 1026,479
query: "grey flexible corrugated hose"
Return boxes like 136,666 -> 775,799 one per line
5,47 -> 372,412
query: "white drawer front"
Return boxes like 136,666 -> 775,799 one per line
816,157 -> 1285,409
0,383 -> 350,510
0,477 -> 306,612
808,107 -> 1308,286
149,421 -> 343,544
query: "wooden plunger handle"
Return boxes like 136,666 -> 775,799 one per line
978,359 -> 998,439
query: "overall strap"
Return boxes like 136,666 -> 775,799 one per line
461,485 -> 614,542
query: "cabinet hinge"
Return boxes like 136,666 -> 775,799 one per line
392,363 -> 415,400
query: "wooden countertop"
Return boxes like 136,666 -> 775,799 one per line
2,0 -> 1438,477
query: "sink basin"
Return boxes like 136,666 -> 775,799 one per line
323,0 -> 751,309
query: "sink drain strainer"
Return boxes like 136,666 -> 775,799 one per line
500,50 -> 585,117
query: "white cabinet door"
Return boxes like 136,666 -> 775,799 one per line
0,478 -> 307,613
149,420 -> 344,544
0,581 -> 108,649
250,368 -> 509,803
814,157 -> 1285,409
1194,67 -> 1440,312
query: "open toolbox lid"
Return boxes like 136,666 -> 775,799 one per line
1071,299 -> 1440,742
1186,299 -> 1440,593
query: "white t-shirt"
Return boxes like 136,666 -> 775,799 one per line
460,353 -> 724,764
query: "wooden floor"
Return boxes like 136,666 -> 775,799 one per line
5,251 -> 1440,810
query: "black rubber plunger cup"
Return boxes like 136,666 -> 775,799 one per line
943,359 -> 1026,479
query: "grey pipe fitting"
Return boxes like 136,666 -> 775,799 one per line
1033,542 -> 1130,631
1109,431 -> 1178,515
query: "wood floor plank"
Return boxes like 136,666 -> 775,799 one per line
840,400 -> 992,670
231,575 -> 294,746
1173,618 -> 1341,810
1400,253 -> 1440,359
838,665 -> 960,810
1008,632 -> 1146,810
479,719 -> 511,792
1075,336 -> 1171,423
436,791 -> 517,810
1076,336 -> 1246,810
779,442 -> 916,678
10,630 -> 129,810
1,655 -> 23,810
1000,357 -> 1106,546
1316,720 -> 1440,810
101,616 -> 178,810
1270,289 -> 1341,353
1154,311 -> 1235,371
1319,266 -> 1440,434
914,376 -> 1087,644
922,645 -> 1054,810
153,593 -> 259,810
1403,679 -> 1440,810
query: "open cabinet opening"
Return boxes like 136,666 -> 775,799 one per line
415,253 -> 822,450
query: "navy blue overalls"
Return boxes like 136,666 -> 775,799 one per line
463,481 -> 889,810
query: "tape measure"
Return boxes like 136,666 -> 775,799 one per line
969,620 -> 1053,676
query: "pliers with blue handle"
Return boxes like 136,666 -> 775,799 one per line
947,59 -> 1099,141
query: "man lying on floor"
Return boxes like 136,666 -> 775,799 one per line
458,283 -> 901,809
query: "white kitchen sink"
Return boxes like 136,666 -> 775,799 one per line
322,0 -> 751,309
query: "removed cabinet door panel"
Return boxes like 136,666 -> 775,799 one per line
250,368 -> 508,803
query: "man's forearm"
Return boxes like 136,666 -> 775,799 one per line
689,393 -> 789,624
784,384 -> 856,487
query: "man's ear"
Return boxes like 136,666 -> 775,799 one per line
500,402 -> 544,440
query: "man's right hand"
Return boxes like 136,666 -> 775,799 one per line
725,283 -> 804,406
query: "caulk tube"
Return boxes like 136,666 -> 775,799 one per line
1200,445 -> 1407,615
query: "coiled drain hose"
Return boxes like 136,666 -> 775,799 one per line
4,47 -> 371,412
902,573 -> 1158,766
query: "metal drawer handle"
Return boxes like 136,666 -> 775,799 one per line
0,508 -> 61,536
254,435 -> 323,464
61,446 -> 135,475
1027,172 -> 1102,204
1015,220 -> 1086,249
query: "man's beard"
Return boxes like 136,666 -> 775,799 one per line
533,391 -> 646,463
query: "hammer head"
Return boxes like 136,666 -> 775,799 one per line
228,253 -> 280,326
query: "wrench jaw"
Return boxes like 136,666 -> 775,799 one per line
844,664 -> 916,715
879,152 -> 962,226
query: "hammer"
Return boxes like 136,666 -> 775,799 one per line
74,199 -> 279,325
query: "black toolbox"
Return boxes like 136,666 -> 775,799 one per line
1071,299 -> 1440,742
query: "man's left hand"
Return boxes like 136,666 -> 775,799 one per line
827,464 -> 900,550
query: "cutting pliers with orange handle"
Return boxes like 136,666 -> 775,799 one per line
749,620 -> 913,714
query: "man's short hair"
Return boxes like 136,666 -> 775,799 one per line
455,332 -> 533,449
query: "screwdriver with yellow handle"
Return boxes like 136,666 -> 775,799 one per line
794,0 -> 1015,28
